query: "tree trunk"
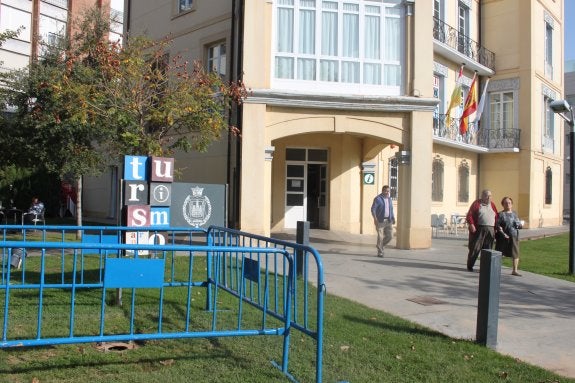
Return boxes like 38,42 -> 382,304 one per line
76,176 -> 83,239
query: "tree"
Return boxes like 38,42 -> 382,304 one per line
0,7 -> 247,230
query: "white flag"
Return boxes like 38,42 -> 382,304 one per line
474,78 -> 490,124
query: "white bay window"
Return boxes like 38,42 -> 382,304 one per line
273,0 -> 404,95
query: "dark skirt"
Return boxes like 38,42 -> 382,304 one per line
495,232 -> 519,259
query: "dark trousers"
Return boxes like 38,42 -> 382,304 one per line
467,225 -> 495,269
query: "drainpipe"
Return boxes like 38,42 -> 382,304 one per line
31,0 -> 40,63
125,0 -> 132,34
404,0 -> 415,96
228,0 -> 244,228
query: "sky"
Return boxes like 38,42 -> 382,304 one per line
567,0 -> 575,61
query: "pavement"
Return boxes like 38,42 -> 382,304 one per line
273,225 -> 575,379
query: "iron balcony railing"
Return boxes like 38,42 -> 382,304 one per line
433,17 -> 495,71
433,114 -> 520,150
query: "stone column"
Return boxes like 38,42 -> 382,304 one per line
239,103 -> 272,236
396,110 -> 433,249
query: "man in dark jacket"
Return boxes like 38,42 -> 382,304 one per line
371,185 -> 395,257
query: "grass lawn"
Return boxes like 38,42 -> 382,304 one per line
505,233 -> 575,283
0,233 -> 573,382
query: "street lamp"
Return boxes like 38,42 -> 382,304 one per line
550,99 -> 575,274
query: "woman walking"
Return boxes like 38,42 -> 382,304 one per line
495,196 -> 523,276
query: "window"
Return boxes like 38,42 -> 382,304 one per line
432,158 -> 444,202
179,0 -> 193,13
207,42 -> 226,77
545,20 -> 553,78
458,161 -> 469,203
39,32 -> 64,57
433,0 -> 441,20
545,167 -> 552,204
543,95 -> 555,152
388,157 -> 398,200
46,32 -> 62,47
274,0 -> 404,94
457,2 -> 469,55
433,74 -> 445,136
490,91 -> 514,132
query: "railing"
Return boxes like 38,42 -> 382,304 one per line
477,126 -> 521,149
434,114 -> 520,149
207,226 -> 325,383
433,17 -> 496,71
0,225 -> 324,383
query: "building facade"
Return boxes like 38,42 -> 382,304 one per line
83,0 -> 566,249
0,0 -> 123,74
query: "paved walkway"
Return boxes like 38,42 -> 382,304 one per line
274,226 -> 575,379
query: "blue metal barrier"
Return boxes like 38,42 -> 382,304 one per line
0,225 -> 324,383
207,226 -> 325,383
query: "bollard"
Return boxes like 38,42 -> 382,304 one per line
476,249 -> 502,348
296,221 -> 310,276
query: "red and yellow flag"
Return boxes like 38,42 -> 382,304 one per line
459,73 -> 477,135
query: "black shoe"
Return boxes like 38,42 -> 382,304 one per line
467,266 -> 473,272
377,253 -> 384,258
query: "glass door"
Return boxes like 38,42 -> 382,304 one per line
284,148 -> 328,229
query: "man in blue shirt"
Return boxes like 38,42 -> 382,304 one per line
371,185 -> 395,257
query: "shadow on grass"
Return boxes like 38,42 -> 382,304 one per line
342,313 -> 450,339
0,342 -> 237,375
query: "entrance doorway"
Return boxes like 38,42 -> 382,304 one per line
284,148 -> 328,229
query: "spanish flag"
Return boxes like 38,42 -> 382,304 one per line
459,73 -> 477,135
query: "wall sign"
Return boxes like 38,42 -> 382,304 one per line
363,173 -> 375,185
122,155 -> 225,230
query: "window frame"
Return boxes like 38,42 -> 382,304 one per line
488,90 -> 516,133
177,0 -> 195,14
457,161 -> 469,203
433,0 -> 443,21
388,156 -> 398,200
206,41 -> 227,78
457,1 -> 470,55
545,166 -> 553,205
271,0 -> 405,96
544,20 -> 553,79
432,73 -> 445,136
543,94 -> 555,153
432,157 -> 444,202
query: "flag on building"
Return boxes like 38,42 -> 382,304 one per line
473,77 -> 491,124
445,65 -> 464,129
459,73 -> 477,135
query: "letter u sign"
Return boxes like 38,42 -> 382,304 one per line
150,157 -> 174,182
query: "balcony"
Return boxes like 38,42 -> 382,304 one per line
433,114 -> 520,151
433,17 -> 495,75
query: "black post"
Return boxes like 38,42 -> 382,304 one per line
476,249 -> 501,349
569,128 -> 575,274
296,221 -> 310,276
